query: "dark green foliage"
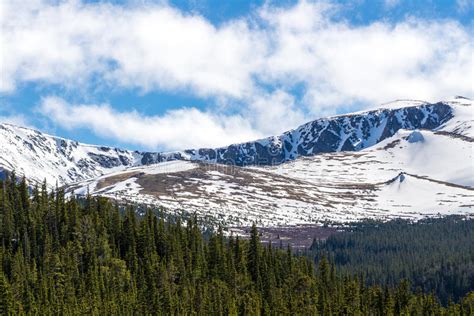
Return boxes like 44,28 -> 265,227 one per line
310,217 -> 474,305
0,176 -> 471,314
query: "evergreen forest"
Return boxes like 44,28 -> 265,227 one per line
1,174 -> 473,315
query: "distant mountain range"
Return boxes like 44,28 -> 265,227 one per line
1,96 -> 472,226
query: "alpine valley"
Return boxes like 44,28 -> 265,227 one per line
1,97 -> 473,227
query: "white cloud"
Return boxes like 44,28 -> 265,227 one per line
39,96 -> 263,150
39,92 -> 309,150
0,0 -> 264,97
1,0 -> 473,148
246,90 -> 306,135
1,0 -> 471,105
258,2 -> 473,111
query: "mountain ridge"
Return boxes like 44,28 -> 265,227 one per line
184,100 -> 454,166
2,97 -> 470,187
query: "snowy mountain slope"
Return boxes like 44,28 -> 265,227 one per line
437,96 -> 473,138
0,123 -> 184,186
375,173 -> 472,214
0,123 -> 139,185
0,98 -> 467,188
264,129 -> 473,188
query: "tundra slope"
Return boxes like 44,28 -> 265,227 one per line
68,131 -> 473,226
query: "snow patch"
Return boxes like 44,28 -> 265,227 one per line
133,160 -> 196,175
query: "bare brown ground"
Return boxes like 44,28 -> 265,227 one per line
235,225 -> 340,249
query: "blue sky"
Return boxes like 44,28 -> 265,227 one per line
0,0 -> 472,151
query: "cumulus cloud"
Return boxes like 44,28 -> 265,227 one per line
1,0 -> 471,103
1,0 -> 472,148
39,91 -> 311,150
258,1 -> 472,111
39,96 -> 263,150
0,0 -> 264,97
246,90 -> 306,136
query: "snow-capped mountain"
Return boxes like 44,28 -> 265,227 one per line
0,97 -> 472,226
1,97 -> 468,185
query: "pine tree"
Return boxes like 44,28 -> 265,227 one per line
247,223 -> 261,285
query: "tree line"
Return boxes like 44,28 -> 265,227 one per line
0,173 -> 473,314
